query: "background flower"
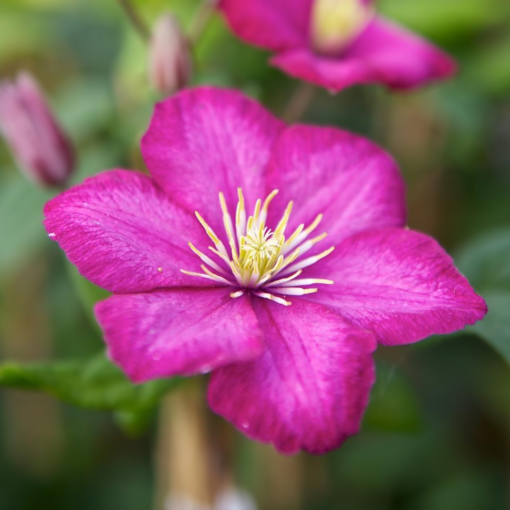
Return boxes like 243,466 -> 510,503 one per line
218,0 -> 456,91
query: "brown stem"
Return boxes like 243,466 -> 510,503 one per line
189,0 -> 219,45
117,0 -> 150,41
154,384 -> 213,510
283,82 -> 316,124
254,443 -> 304,510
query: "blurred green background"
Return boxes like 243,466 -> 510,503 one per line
1,0 -> 510,509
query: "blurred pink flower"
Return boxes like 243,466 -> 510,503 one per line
148,13 -> 193,96
218,0 -> 456,92
0,72 -> 74,187
44,87 -> 485,454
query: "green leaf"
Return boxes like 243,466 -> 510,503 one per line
0,9 -> 55,61
0,175 -> 53,276
379,0 -> 505,41
0,352 -> 182,420
114,410 -> 154,436
363,362 -> 423,433
455,228 -> 510,292
54,79 -> 116,145
67,263 -> 110,326
465,37 -> 510,96
468,292 -> 510,366
455,230 -> 510,366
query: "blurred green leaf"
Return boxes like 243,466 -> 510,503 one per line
67,263 -> 110,327
0,352 -> 182,421
468,292 -> 510,366
0,10 -> 54,60
55,79 -> 116,144
114,410 -> 154,436
430,84 -> 490,168
379,0 -> 505,41
456,230 -> 510,366
466,37 -> 510,96
412,471 -> 500,510
363,363 -> 423,433
455,228 -> 510,292
0,175 -> 53,276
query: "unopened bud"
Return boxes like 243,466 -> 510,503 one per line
148,13 -> 193,97
0,72 -> 75,187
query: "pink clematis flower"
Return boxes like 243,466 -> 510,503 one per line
44,88 -> 485,454
218,0 -> 456,92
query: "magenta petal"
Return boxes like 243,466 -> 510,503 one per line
305,228 -> 488,346
265,125 -> 406,247
96,288 -> 264,383
343,18 -> 456,89
208,298 -> 376,454
44,170 -> 211,293
141,87 -> 285,237
271,48 -> 374,91
219,0 -> 312,52
271,18 -> 455,92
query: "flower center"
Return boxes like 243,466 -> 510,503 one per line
181,189 -> 335,306
310,0 -> 373,55
241,225 -> 280,271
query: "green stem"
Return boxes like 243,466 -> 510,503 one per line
283,82 -> 316,123
117,0 -> 150,41
189,0 -> 219,45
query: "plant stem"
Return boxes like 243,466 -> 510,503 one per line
189,0 -> 219,45
154,385 -> 213,510
283,82 -> 316,123
117,0 -> 150,41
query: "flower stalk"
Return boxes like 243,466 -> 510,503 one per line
117,0 -> 150,41
154,384 -> 213,509
189,0 -> 219,44
283,82 -> 316,124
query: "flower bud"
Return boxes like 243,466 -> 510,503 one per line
148,13 -> 193,97
0,72 -> 75,187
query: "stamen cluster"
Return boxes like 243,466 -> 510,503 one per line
311,0 -> 374,55
182,189 -> 335,306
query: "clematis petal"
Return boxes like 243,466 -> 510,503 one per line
271,48 -> 375,92
44,170 -> 212,294
141,87 -> 285,237
208,298 -> 376,455
304,228 -> 488,346
343,17 -> 456,89
272,16 -> 455,92
218,0 -> 312,52
265,125 -> 406,248
96,288 -> 264,383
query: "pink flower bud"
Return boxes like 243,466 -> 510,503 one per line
148,13 -> 193,97
0,72 -> 75,187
